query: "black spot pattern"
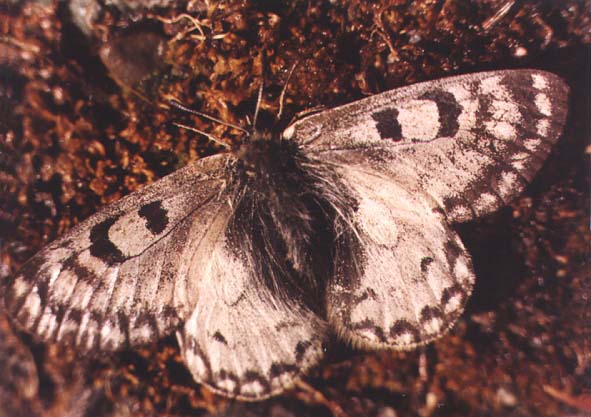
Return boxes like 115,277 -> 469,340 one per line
187,333 -> 322,400
441,72 -> 569,222
13,255 -> 46,283
132,314 -> 160,341
275,319 -> 297,332
419,305 -> 444,323
138,200 -> 169,235
62,255 -> 94,282
443,239 -> 465,274
243,371 -> 271,392
372,108 -> 403,141
420,89 -> 462,138
269,363 -> 298,378
294,340 -> 312,362
420,256 -> 434,273
389,319 -> 421,342
213,331 -> 228,345
33,277 -> 50,305
89,217 -> 126,265
215,369 -> 240,394
441,284 -> 468,307
352,319 -> 387,343
116,311 -> 131,347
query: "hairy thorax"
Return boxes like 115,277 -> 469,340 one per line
227,135 -> 357,312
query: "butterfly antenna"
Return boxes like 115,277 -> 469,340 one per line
169,100 -> 249,134
173,122 -> 231,149
277,60 -> 299,121
251,78 -> 264,133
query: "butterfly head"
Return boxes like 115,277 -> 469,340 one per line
233,130 -> 300,180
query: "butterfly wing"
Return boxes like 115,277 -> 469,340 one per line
290,69 -> 569,222
289,69 -> 568,349
327,165 -> 474,349
4,154 -> 232,351
177,205 -> 326,400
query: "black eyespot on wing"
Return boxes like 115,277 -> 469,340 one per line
138,200 -> 169,235
89,217 -> 126,265
420,89 -> 462,138
372,108 -> 403,141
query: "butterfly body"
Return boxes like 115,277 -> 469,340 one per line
229,134 -> 354,310
4,70 -> 569,400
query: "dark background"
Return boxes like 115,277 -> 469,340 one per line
0,1 -> 589,416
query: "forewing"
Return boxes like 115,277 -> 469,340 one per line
290,70 -> 569,222
4,154 -> 232,351
327,166 -> 474,349
178,205 -> 326,400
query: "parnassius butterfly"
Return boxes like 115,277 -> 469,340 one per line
4,69 -> 569,400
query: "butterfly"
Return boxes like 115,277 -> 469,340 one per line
3,69 -> 569,400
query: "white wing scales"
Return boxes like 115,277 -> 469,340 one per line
293,70 -> 569,223
178,206 -> 325,400
327,166 -> 474,349
293,69 -> 568,351
5,154 -> 231,350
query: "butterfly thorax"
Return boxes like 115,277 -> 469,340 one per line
232,132 -> 294,177
227,133 -> 357,311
